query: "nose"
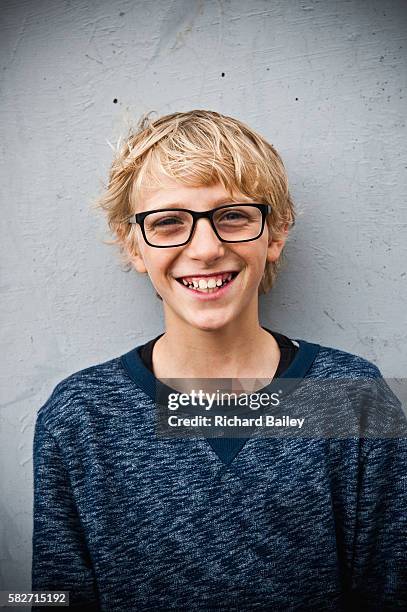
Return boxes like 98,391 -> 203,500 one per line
185,218 -> 226,262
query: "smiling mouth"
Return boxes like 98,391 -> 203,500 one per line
175,271 -> 239,293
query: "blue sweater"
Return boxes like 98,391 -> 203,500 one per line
31,338 -> 407,611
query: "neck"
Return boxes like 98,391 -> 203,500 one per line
153,309 -> 280,380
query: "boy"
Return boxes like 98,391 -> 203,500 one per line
32,110 -> 406,610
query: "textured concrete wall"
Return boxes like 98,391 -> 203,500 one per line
1,0 -> 406,597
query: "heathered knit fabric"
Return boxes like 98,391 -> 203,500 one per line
31,338 -> 407,611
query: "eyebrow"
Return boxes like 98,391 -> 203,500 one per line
149,197 -> 243,210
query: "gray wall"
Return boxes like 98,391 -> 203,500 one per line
1,0 -> 406,597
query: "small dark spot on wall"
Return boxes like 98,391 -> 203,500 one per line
119,12 -> 125,16
113,98 -> 118,103
295,97 -> 299,101
347,282 -> 351,285
221,72 -> 225,77
379,56 -> 384,61
266,67 -> 269,71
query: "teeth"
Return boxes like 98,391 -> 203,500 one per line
178,272 -> 237,292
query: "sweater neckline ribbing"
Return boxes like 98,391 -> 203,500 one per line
120,333 -> 321,404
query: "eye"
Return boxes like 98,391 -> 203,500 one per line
220,211 -> 246,220
217,209 -> 250,223
153,216 -> 184,227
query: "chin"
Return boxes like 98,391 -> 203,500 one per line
185,312 -> 234,333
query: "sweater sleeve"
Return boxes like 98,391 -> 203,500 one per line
348,407 -> 407,612
31,410 -> 100,611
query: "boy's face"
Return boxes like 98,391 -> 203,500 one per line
132,177 -> 287,333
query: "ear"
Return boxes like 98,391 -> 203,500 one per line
266,223 -> 289,263
129,227 -> 148,274
133,251 -> 148,274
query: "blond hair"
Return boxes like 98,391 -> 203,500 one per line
92,109 -> 295,294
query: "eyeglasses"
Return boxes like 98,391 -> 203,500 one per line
128,203 -> 271,248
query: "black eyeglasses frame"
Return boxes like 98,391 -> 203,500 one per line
128,203 -> 272,248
